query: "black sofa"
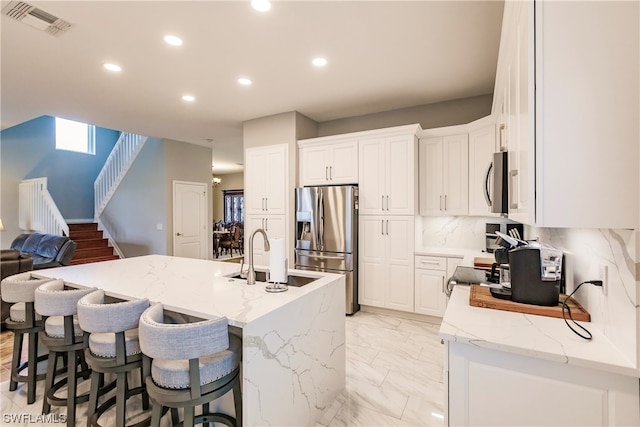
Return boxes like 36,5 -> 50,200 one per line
0,249 -> 35,329
10,233 -> 77,270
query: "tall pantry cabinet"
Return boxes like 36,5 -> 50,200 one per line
358,125 -> 418,313
244,144 -> 289,265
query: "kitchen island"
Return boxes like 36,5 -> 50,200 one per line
35,255 -> 346,426
440,286 -> 639,426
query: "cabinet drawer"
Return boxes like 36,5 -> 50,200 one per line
415,255 -> 446,271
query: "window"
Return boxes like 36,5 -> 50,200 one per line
223,190 -> 244,223
55,117 -> 96,154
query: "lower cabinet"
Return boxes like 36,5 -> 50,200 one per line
447,342 -> 640,426
414,256 -> 461,317
359,215 -> 414,312
244,214 -> 285,266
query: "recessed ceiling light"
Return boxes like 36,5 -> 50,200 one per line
182,95 -> 195,102
164,35 -> 183,46
103,63 -> 122,72
251,0 -> 271,12
237,77 -> 252,86
312,57 -> 328,67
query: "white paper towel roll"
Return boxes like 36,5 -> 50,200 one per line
268,238 -> 288,283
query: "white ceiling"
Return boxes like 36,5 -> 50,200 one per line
1,0 -> 503,174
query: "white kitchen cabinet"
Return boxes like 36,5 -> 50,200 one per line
448,342 -> 640,426
359,135 -> 416,216
414,256 -> 462,317
244,215 -> 285,266
299,139 -> 358,186
468,124 -> 499,217
359,215 -> 414,312
492,0 -> 638,228
419,134 -> 469,216
245,144 -> 287,216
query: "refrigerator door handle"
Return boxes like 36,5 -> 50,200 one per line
305,254 -> 346,261
318,188 -> 324,248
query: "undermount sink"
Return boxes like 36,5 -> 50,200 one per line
227,270 -> 316,287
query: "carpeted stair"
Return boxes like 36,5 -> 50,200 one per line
69,223 -> 119,265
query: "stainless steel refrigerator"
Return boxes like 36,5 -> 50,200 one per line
295,185 -> 359,314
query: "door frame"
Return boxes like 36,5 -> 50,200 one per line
172,180 -> 209,259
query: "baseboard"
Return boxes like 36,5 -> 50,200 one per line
359,305 -> 443,326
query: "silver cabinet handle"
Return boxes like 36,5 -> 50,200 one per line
381,195 -> 384,211
262,198 -> 265,211
265,218 -> 269,231
262,218 -> 265,229
381,219 -> 384,235
329,166 -> 333,180
265,198 -> 268,211
439,195 -> 443,211
444,194 -> 447,211
326,166 -> 329,181
499,124 -> 506,150
509,169 -> 518,209
386,219 -> 389,235
386,195 -> 389,211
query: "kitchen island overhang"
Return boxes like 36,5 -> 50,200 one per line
34,255 -> 346,426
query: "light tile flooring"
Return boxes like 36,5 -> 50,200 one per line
0,311 -> 445,426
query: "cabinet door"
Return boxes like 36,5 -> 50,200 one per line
358,215 -> 386,307
329,141 -> 358,184
442,134 -> 469,215
358,138 -> 386,215
468,126 -> 498,216
386,135 -> 415,215
300,145 -> 330,186
414,269 -> 446,316
384,216 -> 414,312
419,137 -> 444,215
263,145 -> 288,215
245,149 -> 266,215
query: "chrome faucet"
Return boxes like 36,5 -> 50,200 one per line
247,228 -> 270,285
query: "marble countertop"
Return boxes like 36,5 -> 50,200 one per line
34,254 -> 341,328
440,286 -> 639,377
415,246 -> 491,265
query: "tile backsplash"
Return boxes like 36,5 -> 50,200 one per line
420,216 -> 639,368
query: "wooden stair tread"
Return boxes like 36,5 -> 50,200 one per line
68,222 -> 120,265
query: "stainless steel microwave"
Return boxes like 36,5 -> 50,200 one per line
490,152 -> 508,214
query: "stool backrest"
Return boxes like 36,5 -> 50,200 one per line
78,289 -> 149,333
34,280 -> 95,317
1,272 -> 56,303
139,303 -> 229,360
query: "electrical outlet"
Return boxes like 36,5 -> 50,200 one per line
598,264 -> 608,296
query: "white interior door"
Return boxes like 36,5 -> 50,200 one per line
173,181 -> 208,259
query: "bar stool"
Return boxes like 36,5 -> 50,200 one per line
35,280 -> 96,427
138,303 -> 242,427
77,289 -> 150,427
1,272 -> 54,404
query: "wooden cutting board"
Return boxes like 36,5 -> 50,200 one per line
469,285 -> 590,322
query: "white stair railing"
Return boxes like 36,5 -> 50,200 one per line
94,132 -> 148,218
19,177 -> 69,236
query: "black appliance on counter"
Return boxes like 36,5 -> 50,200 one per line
509,244 -> 564,306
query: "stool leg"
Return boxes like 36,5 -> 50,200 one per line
150,403 -> 163,427
66,349 -> 77,427
9,331 -> 24,392
42,351 -> 58,414
26,330 -> 38,404
140,368 -> 150,410
116,371 -> 127,427
202,403 -> 210,427
87,370 -> 101,427
184,406 -> 195,427
233,379 -> 242,427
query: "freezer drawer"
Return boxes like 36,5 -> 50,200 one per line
295,265 -> 358,315
295,250 -> 352,272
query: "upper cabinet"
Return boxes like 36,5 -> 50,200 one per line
359,134 -> 417,216
468,124 -> 499,217
493,0 -> 639,228
298,139 -> 358,186
419,134 -> 469,216
245,144 -> 288,216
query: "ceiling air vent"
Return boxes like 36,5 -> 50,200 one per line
2,1 -> 71,36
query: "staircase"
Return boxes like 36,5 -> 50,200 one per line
69,223 -> 119,265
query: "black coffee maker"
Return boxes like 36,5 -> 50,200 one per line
509,243 -> 564,306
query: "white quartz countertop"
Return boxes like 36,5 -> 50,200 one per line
440,286 -> 639,377
415,246 -> 490,264
34,254 -> 341,328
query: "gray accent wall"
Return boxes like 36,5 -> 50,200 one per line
101,138 -> 213,258
212,172 -> 244,223
317,94 -> 493,136
0,115 -> 119,246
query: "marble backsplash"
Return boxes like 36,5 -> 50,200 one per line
419,216 -> 639,368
